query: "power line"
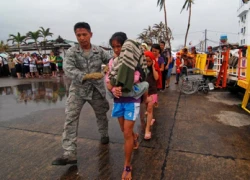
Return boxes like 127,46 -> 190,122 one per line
207,30 -> 238,35
173,31 -> 203,36
207,39 -> 220,44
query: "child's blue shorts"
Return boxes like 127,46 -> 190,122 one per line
112,102 -> 140,121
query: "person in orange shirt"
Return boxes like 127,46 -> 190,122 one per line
175,52 -> 184,84
190,46 -> 197,68
179,47 -> 190,67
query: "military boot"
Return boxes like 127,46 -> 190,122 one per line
52,154 -> 77,166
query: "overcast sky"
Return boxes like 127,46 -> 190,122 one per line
0,0 -> 239,49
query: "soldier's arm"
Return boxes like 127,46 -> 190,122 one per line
63,49 -> 103,83
100,48 -> 112,65
63,49 -> 86,84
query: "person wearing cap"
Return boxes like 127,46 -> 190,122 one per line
179,47 -> 193,76
206,46 -> 215,69
52,22 -> 112,166
180,47 -> 188,65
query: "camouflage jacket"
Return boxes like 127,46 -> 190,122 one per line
63,44 -> 112,100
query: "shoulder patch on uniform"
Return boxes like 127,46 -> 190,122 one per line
92,45 -> 101,54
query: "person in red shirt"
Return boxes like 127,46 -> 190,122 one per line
175,52 -> 184,84
144,51 -> 160,140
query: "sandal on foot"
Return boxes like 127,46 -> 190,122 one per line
151,119 -> 155,126
144,132 -> 151,140
122,166 -> 132,180
133,133 -> 139,150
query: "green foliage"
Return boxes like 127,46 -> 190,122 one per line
137,21 -> 173,44
26,31 -> 42,42
39,27 -> 53,39
181,0 -> 194,13
157,0 -> 165,10
7,32 -> 26,45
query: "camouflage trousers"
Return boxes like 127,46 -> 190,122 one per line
62,87 -> 109,156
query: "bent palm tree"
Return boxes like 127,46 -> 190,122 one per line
7,32 -> 26,53
39,27 -> 53,54
157,0 -> 171,49
26,30 -> 42,54
181,0 -> 194,47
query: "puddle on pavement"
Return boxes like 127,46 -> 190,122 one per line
0,79 -> 71,121
0,80 -> 70,104
206,92 -> 242,106
214,111 -> 250,127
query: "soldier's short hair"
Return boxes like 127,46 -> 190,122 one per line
74,22 -> 91,32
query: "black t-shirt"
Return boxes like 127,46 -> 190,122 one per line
146,67 -> 157,95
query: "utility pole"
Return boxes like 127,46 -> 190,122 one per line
205,29 -> 207,51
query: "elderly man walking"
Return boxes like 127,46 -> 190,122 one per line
52,22 -> 112,166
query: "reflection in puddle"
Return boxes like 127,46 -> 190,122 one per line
0,79 -> 71,104
0,86 -> 13,96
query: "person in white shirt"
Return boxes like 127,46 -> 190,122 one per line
22,54 -> 30,78
29,54 -> 39,78
42,54 -> 51,78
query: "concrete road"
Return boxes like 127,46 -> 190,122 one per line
0,76 -> 250,180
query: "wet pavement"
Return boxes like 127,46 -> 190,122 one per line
0,76 -> 250,180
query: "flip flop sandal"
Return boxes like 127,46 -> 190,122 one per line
133,133 -> 139,150
144,132 -> 151,140
151,119 -> 155,126
122,166 -> 132,180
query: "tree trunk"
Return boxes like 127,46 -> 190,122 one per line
35,41 -> 41,55
184,3 -> 192,47
18,43 -> 20,53
163,0 -> 171,49
44,38 -> 46,54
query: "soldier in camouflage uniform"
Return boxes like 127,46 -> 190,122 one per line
52,22 -> 112,166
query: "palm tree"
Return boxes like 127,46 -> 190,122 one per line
157,0 -> 171,49
0,41 -> 9,53
39,27 -> 53,54
137,33 -> 148,43
7,32 -> 26,53
181,0 -> 194,47
153,21 -> 173,43
26,30 -> 42,54
143,26 -> 154,44
151,29 -> 160,43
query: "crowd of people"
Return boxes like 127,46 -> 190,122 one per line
174,45 -> 216,84
0,52 -> 64,79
